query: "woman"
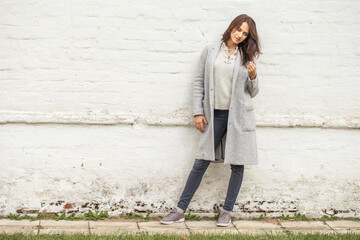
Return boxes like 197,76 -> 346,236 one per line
161,14 -> 262,227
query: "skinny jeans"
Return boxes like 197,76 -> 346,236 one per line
177,109 -> 244,212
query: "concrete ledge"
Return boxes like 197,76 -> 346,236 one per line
0,110 -> 359,129
280,220 -> 334,234
186,220 -> 238,234
233,220 -> 283,235
138,221 -> 190,235
0,110 -> 135,125
326,220 -> 360,234
89,220 -> 139,235
0,219 -> 39,234
0,219 -> 358,235
38,220 -> 89,235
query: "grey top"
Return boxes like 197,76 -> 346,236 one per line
213,41 -> 238,109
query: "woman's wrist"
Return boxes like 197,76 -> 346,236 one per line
249,74 -> 256,80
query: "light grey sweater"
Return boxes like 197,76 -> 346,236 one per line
213,41 -> 238,110
192,40 -> 259,165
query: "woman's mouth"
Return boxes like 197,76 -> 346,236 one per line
235,38 -> 240,42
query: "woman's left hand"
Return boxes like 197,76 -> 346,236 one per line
247,61 -> 257,80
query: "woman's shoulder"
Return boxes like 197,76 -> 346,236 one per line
200,40 -> 222,55
207,40 -> 222,49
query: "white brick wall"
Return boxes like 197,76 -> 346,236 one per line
0,0 -> 359,218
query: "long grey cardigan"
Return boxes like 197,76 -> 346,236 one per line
193,40 -> 259,165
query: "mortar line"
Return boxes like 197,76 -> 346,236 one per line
136,221 -> 141,233
231,221 -> 240,233
323,220 -> 337,234
183,220 -> 192,235
88,221 -> 91,235
37,220 -> 41,235
278,220 -> 289,234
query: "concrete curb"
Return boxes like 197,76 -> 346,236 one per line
0,219 -> 359,235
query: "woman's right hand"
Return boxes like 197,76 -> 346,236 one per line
194,115 -> 208,133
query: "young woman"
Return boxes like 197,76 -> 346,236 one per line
161,14 -> 262,227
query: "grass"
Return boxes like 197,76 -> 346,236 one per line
252,213 -> 359,222
6,210 -> 360,223
0,232 -> 359,239
253,213 -> 308,221
7,210 -> 110,222
124,212 -> 151,221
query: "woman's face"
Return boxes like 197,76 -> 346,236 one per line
230,22 -> 249,45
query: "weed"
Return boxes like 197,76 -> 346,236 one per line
253,214 -> 267,220
321,215 -> 339,221
278,212 -> 308,221
185,212 -> 200,221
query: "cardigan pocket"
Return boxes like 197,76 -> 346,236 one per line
242,103 -> 256,132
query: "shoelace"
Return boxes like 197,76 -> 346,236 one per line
219,211 -> 229,219
167,209 -> 177,217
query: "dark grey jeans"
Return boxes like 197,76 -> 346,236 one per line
177,109 -> 244,212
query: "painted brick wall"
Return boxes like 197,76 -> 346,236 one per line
0,0 -> 359,218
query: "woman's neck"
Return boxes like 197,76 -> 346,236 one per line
225,39 -> 238,50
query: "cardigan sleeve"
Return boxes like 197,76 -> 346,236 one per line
246,58 -> 259,98
193,45 -> 209,117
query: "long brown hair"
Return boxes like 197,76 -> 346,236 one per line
222,14 -> 262,66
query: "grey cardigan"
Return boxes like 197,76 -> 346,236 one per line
192,40 -> 259,165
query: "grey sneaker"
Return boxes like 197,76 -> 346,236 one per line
160,208 -> 185,225
217,209 -> 231,227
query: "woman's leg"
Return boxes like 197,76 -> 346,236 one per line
177,159 -> 211,211
177,110 -> 229,211
223,164 -> 244,211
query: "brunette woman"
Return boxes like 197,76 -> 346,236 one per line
161,14 -> 262,227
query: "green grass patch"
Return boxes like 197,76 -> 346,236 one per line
6,211 -> 360,222
185,212 -> 201,221
7,210 -> 109,222
278,213 -> 308,221
124,212 -> 151,221
252,212 -> 360,222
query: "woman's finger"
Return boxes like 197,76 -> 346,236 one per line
248,62 -> 256,70
203,117 -> 208,125
248,66 -> 255,73
196,123 -> 202,132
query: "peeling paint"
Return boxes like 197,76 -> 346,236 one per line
63,203 -> 74,210
5,199 -> 355,218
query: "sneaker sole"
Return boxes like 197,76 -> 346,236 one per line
160,218 -> 185,225
217,222 -> 231,227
